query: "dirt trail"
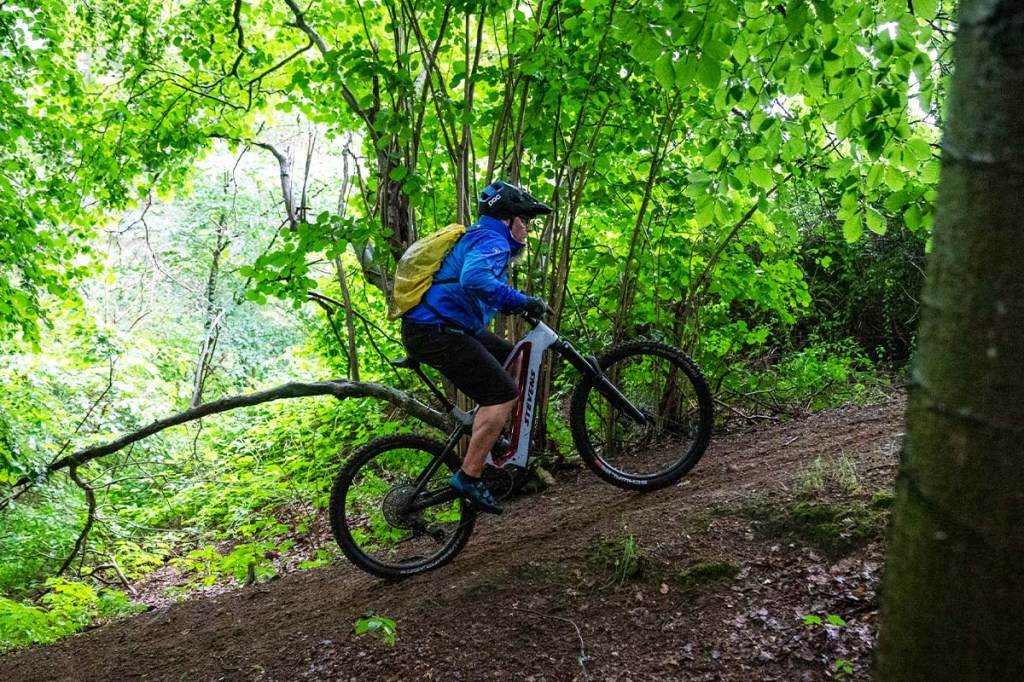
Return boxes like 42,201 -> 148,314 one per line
0,397 -> 905,681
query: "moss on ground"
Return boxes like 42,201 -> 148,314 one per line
712,487 -> 893,555
673,559 -> 739,596
585,533 -> 649,584
788,500 -> 889,553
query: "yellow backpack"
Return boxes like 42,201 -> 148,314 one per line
387,223 -> 466,320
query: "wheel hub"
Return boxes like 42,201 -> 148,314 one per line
382,483 -> 423,529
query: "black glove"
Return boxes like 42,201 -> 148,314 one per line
520,296 -> 548,318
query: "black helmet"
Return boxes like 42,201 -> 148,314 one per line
478,180 -> 553,220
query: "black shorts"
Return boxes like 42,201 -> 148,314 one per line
401,320 -> 519,406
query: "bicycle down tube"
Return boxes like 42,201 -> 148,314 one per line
488,320 -> 648,471
487,320 -> 558,470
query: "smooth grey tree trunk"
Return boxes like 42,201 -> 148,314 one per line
875,2 -> 1024,679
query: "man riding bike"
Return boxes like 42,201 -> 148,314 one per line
400,180 -> 553,515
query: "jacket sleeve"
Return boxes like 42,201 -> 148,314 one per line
459,232 -> 529,313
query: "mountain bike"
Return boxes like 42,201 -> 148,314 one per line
329,315 -> 714,579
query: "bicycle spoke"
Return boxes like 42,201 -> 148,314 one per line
570,341 -> 713,488
330,435 -> 475,578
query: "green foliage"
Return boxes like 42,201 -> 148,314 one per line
798,209 -> 927,364
0,0 -> 946,650
0,492 -> 81,597
802,612 -> 847,627
0,580 -> 144,652
587,533 -> 649,584
803,613 -> 855,677
173,535 -> 286,588
354,614 -> 397,647
722,340 -> 887,416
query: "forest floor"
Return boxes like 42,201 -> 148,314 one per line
0,394 -> 905,682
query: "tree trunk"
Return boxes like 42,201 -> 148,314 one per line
192,204 -> 229,408
334,256 -> 360,381
378,147 -> 416,260
875,2 -> 1024,678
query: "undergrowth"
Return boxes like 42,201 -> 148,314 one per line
715,455 -> 895,555
0,580 -> 145,652
586,533 -> 650,585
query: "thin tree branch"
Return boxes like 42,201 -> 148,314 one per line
510,607 -> 589,681
281,0 -> 377,138
250,140 -> 298,228
31,379 -> 450,481
229,0 -> 246,77
56,465 -> 97,578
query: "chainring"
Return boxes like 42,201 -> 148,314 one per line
482,463 -> 528,500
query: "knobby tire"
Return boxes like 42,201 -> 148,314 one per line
569,340 -> 713,490
330,434 -> 476,579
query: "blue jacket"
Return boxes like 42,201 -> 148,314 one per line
404,215 -> 528,334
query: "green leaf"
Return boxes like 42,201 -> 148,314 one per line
884,166 -> 906,191
698,59 -> 721,90
634,35 -> 662,63
904,204 -> 923,230
785,0 -> 809,36
914,0 -> 938,18
654,54 -> 676,90
813,0 -> 835,23
703,38 -> 732,62
865,207 -> 887,235
921,159 -> 941,183
865,129 -> 886,161
907,138 -> 933,162
732,37 -> 750,64
355,615 -> 397,646
843,213 -> 864,242
389,166 -> 408,182
866,163 -> 885,190
675,57 -> 698,88
750,165 -> 774,189
826,157 -> 855,179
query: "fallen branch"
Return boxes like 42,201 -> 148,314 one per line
19,379 -> 449,484
713,398 -> 783,424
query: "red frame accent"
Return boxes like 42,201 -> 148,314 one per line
492,342 -> 532,467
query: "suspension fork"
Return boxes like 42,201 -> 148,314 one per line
553,340 -> 649,424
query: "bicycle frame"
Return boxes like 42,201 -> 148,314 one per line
488,321 -> 561,469
402,318 -> 649,514
491,320 -> 649,470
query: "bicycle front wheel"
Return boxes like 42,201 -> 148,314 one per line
569,341 -> 713,490
329,434 -> 476,579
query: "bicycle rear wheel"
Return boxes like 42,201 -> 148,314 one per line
569,341 -> 713,490
330,434 -> 476,579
